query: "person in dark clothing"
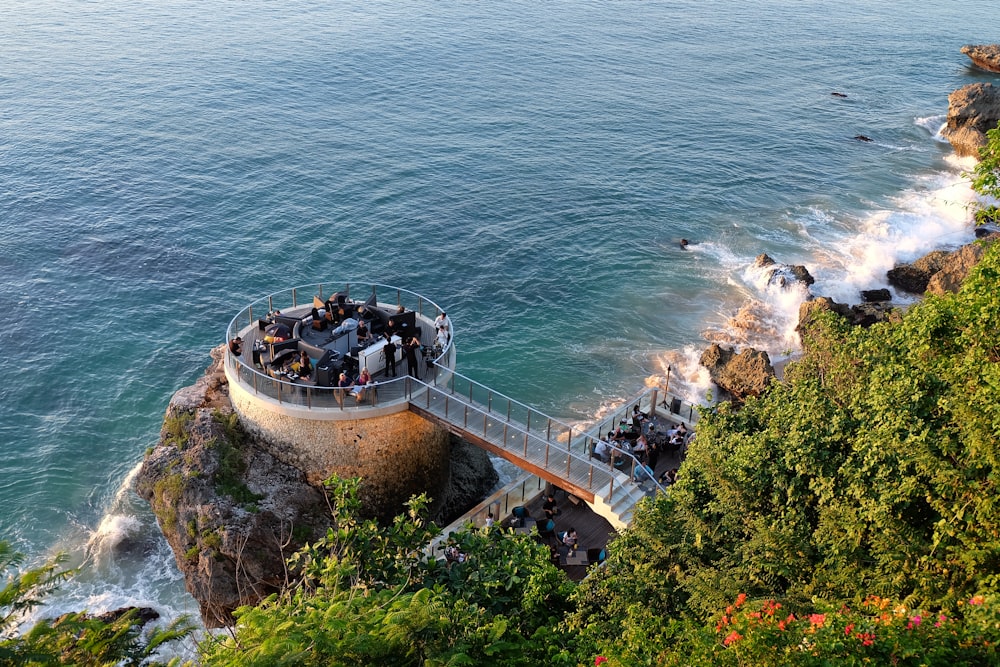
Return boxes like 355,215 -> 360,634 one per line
228,337 -> 243,356
402,337 -> 421,379
543,494 -> 559,520
383,333 -> 397,377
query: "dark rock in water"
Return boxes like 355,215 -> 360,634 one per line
699,343 -> 775,402
961,44 -> 1000,73
95,607 -> 160,626
753,253 -> 814,288
942,82 -> 1000,158
860,288 -> 891,303
831,92 -> 848,98
854,135 -> 873,142
680,238 -> 690,249
975,223 -> 1000,238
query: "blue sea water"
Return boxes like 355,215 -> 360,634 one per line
0,0 -> 994,636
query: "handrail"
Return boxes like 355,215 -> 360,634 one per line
404,376 -> 622,499
605,442 -> 668,495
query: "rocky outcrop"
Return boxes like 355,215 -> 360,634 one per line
754,253 -> 815,287
926,242 -> 987,295
942,82 -> 1000,158
962,44 -> 1000,73
887,237 -> 998,296
699,343 -> 775,402
797,296 -> 897,332
861,288 -> 891,303
135,346 -> 498,627
887,250 -> 950,294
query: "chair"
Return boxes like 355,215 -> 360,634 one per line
587,548 -> 607,564
536,519 -> 556,543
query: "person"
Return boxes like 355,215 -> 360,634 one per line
632,404 -> 647,429
396,304 -> 405,315
434,325 -> 449,351
356,319 -> 372,345
383,332 -> 397,377
402,336 -> 421,379
593,438 -> 611,463
562,527 -> 578,549
296,351 -> 312,381
386,318 -> 399,336
434,311 -> 449,336
484,512 -> 495,529
336,371 -> 354,407
633,433 -> 649,462
354,367 -> 373,402
543,494 -> 559,520
228,337 -> 243,356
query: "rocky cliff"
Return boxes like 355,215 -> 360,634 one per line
135,346 -> 497,627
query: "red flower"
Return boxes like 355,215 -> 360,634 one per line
723,631 -> 743,646
735,593 -> 747,607
809,613 -> 826,627
845,623 -> 854,636
595,657 -> 608,666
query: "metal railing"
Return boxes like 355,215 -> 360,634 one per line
224,282 -> 456,414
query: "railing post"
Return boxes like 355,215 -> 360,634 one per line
506,402 -> 511,422
488,392 -> 493,414
546,419 -> 551,441
650,389 -> 658,417
588,464 -> 594,489
463,404 -> 468,429
292,288 -> 297,308
565,452 -> 571,478
544,442 -> 550,467
526,411 -> 531,432
482,412 -> 487,438
523,432 -> 528,457
567,427 -> 573,452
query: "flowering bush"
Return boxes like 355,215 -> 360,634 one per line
651,593 -> 1000,666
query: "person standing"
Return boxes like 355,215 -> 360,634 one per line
402,337 -> 421,380
382,332 -> 397,377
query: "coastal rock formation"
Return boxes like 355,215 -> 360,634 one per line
887,250 -> 950,294
861,288 -> 891,303
887,237 -> 998,296
942,82 -> 1000,158
926,242 -> 987,296
796,296 -> 897,332
961,44 -> 1000,73
135,346 -> 497,627
699,343 -> 775,402
753,253 -> 815,287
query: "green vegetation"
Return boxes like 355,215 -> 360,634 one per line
4,120 -> 1000,666
210,411 -> 263,508
0,541 -> 194,665
970,121 -> 1000,224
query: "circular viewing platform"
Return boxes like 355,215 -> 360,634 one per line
224,282 -> 456,420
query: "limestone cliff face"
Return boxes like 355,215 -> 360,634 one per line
135,345 -> 496,627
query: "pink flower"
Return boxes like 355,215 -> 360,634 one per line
809,613 -> 826,627
845,623 -> 854,636
936,613 -> 947,628
723,631 -> 743,646
907,615 -> 922,630
595,657 -> 608,666
970,595 -> 985,606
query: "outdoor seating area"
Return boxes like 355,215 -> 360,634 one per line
503,488 -> 615,580
227,287 -> 453,409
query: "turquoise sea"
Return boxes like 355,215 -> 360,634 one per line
1,0 -> 994,638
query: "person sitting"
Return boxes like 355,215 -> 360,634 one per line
658,468 -> 678,486
295,351 -> 312,381
354,367 -> 373,402
632,404 -> 648,428
633,463 -> 655,483
543,494 -> 559,520
592,438 -> 611,463
311,307 -> 328,331
228,336 -> 243,357
633,433 -> 649,462
562,528 -> 578,549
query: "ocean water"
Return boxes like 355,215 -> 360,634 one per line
1,0 -> 994,639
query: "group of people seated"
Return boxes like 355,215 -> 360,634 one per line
590,405 -> 692,488
334,367 -> 374,404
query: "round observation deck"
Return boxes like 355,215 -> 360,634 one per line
224,282 -> 455,420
